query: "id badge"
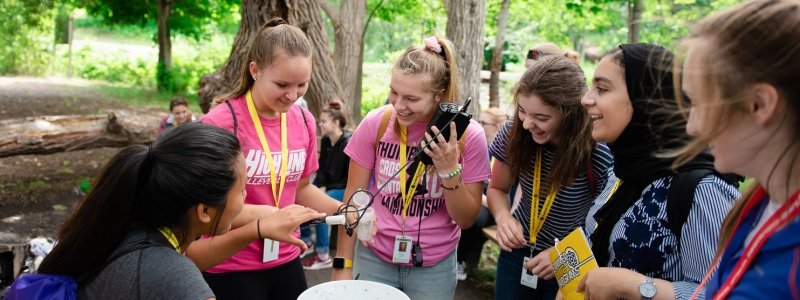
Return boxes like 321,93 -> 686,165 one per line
262,238 -> 279,263
392,235 -> 413,263
520,257 -> 538,289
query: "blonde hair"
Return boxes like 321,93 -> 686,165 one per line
675,0 -> 800,260
392,36 -> 460,104
528,42 -> 580,64
212,18 -> 312,109
390,36 -> 460,135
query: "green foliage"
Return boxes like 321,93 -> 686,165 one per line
361,63 -> 392,115
58,33 -> 230,95
0,0 -> 56,75
363,0 -> 447,62
76,0 -> 239,42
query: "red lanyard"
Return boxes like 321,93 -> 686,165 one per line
697,186 -> 800,300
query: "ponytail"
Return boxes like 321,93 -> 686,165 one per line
39,123 -> 241,278
38,146 -> 149,277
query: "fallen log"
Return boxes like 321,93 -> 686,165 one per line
0,111 -> 160,158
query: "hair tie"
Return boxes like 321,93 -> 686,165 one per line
423,37 -> 442,54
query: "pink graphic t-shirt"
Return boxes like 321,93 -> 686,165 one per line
200,96 -> 318,273
345,105 -> 491,266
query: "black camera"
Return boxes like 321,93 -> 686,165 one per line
412,243 -> 424,267
416,100 -> 472,166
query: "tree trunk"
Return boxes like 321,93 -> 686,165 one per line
628,0 -> 643,44
488,0 -> 510,108
156,0 -> 172,91
320,0 -> 366,123
198,0 -> 341,118
445,0 -> 485,117
0,111 -> 160,158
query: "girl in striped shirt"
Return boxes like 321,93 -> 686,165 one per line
487,56 -> 614,299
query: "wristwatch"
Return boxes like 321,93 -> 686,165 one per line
333,257 -> 352,269
639,276 -> 657,299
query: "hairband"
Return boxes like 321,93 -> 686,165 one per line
423,37 -> 442,54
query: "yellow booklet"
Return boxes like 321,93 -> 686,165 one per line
549,227 -> 598,300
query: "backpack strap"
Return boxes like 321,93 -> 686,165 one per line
666,168 -> 714,243
375,105 -> 394,150
224,100 -> 238,136
227,100 -> 310,138
586,155 -> 597,198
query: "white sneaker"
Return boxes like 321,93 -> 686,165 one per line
457,261 -> 467,281
302,254 -> 333,270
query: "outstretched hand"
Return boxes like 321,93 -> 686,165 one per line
258,204 -> 325,251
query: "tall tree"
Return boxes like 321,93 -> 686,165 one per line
488,0 -> 510,108
627,0 -> 643,43
78,0 -> 237,91
445,0 -> 485,117
197,0 -> 342,118
318,0 -> 363,123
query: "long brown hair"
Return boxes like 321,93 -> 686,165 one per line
674,0 -> 800,259
507,56 -> 594,189
390,36 -> 460,136
211,17 -> 312,109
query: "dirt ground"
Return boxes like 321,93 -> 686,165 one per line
0,76 -> 161,243
0,76 -> 494,299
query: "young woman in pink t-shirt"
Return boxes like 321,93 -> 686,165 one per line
187,18 -> 344,299
330,36 -> 491,299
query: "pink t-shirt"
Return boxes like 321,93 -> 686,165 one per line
345,105 -> 491,266
200,96 -> 318,273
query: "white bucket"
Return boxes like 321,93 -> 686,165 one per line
298,280 -> 410,300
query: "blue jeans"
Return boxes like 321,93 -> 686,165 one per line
353,243 -> 457,300
301,189 -> 344,254
495,247 -> 559,300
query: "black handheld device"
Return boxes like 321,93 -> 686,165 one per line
412,243 -> 424,267
416,98 -> 472,165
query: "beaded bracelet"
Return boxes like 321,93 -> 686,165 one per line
438,163 -> 463,179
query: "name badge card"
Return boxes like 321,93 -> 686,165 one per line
262,239 -> 279,262
521,257 -> 538,289
392,235 -> 413,263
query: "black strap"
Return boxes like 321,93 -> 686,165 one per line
666,168 -> 714,242
225,100 -> 238,136
227,100 -> 309,136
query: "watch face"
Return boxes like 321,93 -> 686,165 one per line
640,282 -> 657,298
333,258 -> 344,269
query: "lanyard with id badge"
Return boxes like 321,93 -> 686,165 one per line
392,124 -> 427,265
521,147 -> 557,289
245,91 -> 288,263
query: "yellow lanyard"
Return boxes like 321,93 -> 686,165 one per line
594,179 -> 622,229
246,91 -> 288,207
529,147 -> 558,245
398,124 -> 426,221
158,227 -> 181,253
604,179 -> 621,205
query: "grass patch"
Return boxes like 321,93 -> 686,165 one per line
471,241 -> 500,290
16,179 -> 49,203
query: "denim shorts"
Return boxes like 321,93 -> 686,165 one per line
353,243 -> 457,300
